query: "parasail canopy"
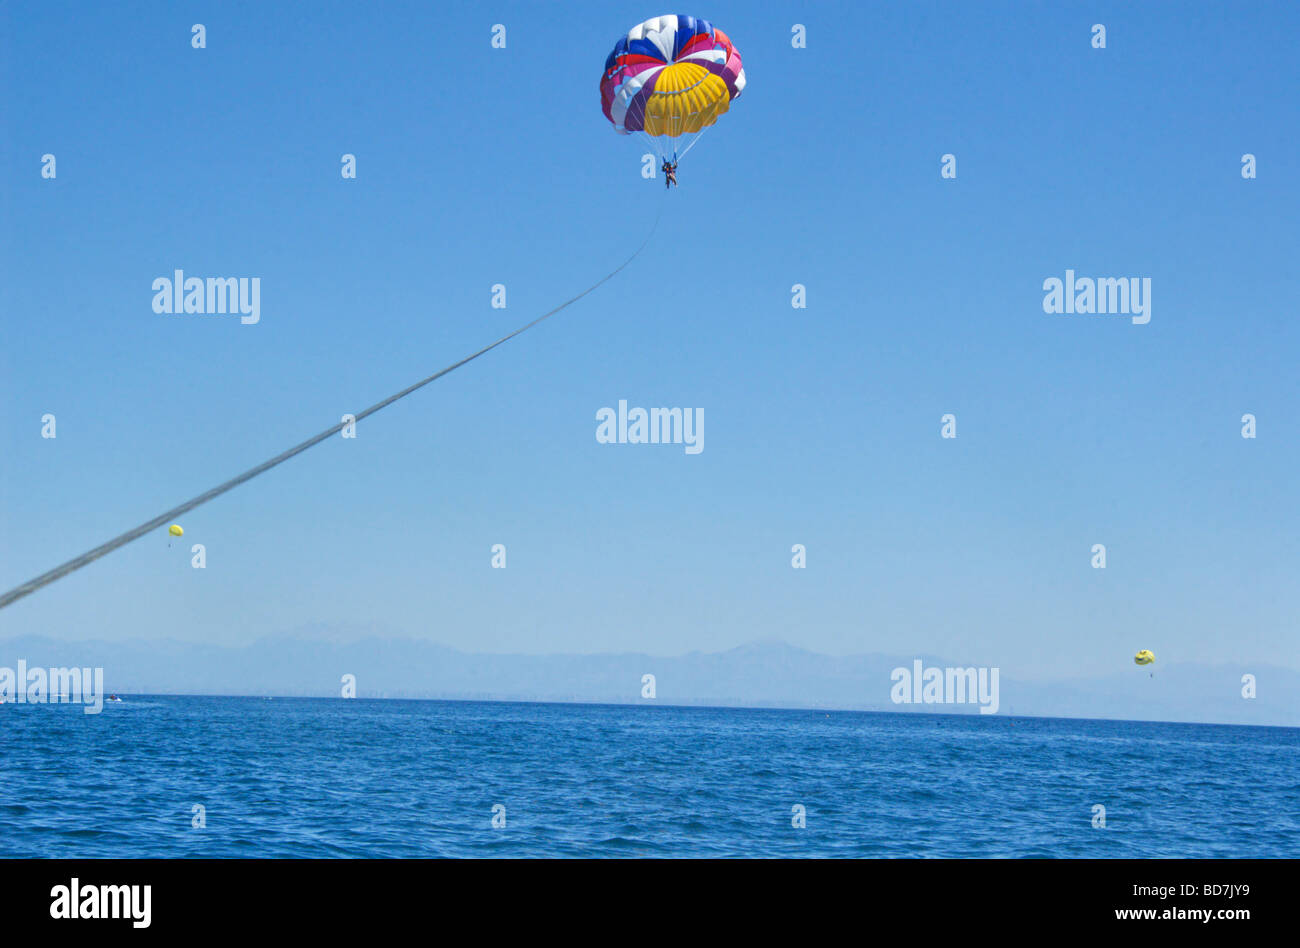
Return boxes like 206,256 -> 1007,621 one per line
600,14 -> 746,163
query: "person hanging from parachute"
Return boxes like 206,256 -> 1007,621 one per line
600,15 -> 746,189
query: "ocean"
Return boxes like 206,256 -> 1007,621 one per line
1,697 -> 1296,858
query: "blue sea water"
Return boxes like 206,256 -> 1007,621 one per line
0,697 -> 1296,858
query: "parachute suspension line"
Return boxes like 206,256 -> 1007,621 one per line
0,211 -> 663,611
676,125 -> 710,161
625,101 -> 664,168
639,131 -> 665,166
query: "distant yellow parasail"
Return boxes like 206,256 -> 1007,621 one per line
168,524 -> 183,537
1134,649 -> 1155,666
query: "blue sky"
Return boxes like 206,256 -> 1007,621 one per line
2,1 -> 1297,678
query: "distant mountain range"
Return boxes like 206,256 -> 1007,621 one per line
1,634 -> 1295,727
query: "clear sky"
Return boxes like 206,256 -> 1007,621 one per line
2,2 -> 1297,678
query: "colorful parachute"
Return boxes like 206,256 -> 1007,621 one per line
600,14 -> 745,163
168,524 -> 184,537
1134,649 -> 1155,666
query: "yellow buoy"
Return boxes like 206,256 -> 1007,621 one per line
168,524 -> 183,537
1134,649 -> 1155,666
